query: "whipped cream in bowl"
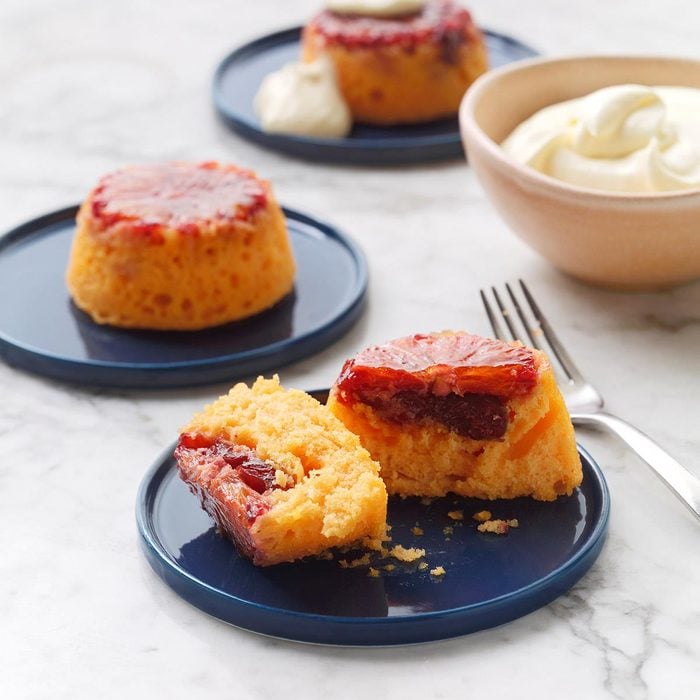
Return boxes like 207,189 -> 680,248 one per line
459,55 -> 700,290
501,84 -> 700,194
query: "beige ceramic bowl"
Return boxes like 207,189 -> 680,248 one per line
460,55 -> 700,290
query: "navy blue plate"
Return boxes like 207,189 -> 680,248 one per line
137,430 -> 609,646
0,207 -> 367,388
213,27 -> 538,164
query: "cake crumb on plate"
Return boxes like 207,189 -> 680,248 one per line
339,552 -> 371,568
477,519 -> 519,535
472,510 -> 492,522
389,545 -> 425,562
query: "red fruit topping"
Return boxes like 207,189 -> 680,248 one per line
89,161 -> 268,236
335,332 -> 538,441
176,437 -> 281,498
174,435 -> 290,560
220,450 -> 279,494
309,0 -> 475,53
245,500 -> 270,522
178,432 -> 215,449
363,390 -> 508,440
336,332 -> 538,400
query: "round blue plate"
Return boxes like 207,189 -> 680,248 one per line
137,425 -> 609,646
0,207 -> 367,388
213,27 -> 538,164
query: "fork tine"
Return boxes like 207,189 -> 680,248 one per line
518,279 -> 582,382
490,286 -> 519,341
505,282 -> 543,351
479,289 -> 507,341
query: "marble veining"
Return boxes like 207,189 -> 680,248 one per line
1,1 -> 699,699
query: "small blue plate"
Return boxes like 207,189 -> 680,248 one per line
0,207 -> 367,388
213,27 -> 538,164
137,429 -> 609,646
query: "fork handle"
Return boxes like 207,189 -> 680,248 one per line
571,411 -> 700,522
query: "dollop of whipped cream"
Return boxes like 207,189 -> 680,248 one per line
254,57 -> 352,138
326,0 -> 424,18
502,84 -> 700,193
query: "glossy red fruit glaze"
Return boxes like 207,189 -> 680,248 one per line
308,0 -> 475,51
176,436 -> 281,497
178,432 -> 214,449
174,435 -> 289,560
220,450 -> 279,494
89,161 -> 268,236
362,390 -> 508,440
336,332 -> 538,401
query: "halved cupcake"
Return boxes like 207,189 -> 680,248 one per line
175,376 -> 387,566
327,331 -> 582,500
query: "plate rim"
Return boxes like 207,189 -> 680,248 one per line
136,441 -> 610,642
211,25 -> 539,160
0,205 -> 368,384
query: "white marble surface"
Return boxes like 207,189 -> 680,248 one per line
1,1 -> 699,698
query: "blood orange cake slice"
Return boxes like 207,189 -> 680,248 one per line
174,376 -> 387,566
327,331 -> 582,501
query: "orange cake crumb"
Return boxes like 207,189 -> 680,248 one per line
473,510 -> 492,522
477,519 -> 519,535
363,532 -> 390,551
447,510 -> 464,521
430,566 -> 446,577
389,545 -> 425,562
339,553 -> 372,569
411,525 -> 424,536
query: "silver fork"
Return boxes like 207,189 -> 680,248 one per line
481,280 -> 700,523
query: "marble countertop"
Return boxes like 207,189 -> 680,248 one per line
2,1 -> 698,698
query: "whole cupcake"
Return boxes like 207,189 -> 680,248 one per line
66,161 -> 296,330
301,0 -> 488,125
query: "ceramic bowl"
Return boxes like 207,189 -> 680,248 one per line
459,55 -> 700,290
